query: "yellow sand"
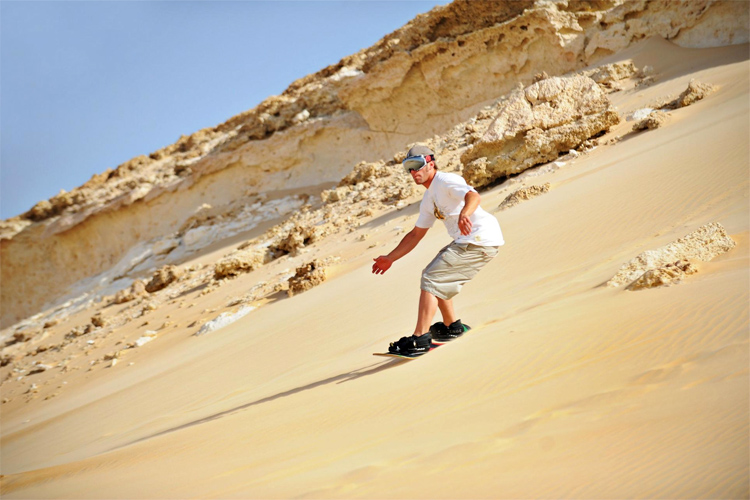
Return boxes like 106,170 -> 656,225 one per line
1,38 -> 748,499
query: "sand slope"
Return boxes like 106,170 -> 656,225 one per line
1,39 -> 748,498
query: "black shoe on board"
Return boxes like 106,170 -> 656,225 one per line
388,333 -> 432,355
431,320 -> 471,342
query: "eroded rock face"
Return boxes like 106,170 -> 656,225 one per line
462,75 -> 619,188
145,265 -> 182,293
267,161 -> 415,255
337,161 -> 393,187
214,249 -> 270,280
90,313 -> 107,328
287,260 -> 328,297
626,260 -> 699,291
608,222 -> 736,288
632,80 -> 717,132
633,110 -> 669,131
579,61 -> 638,90
113,280 -> 147,304
271,225 -> 322,258
665,79 -> 717,109
497,183 -> 551,211
201,158 -> 420,283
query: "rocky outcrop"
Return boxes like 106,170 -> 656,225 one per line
633,110 -> 669,131
462,75 -> 620,188
2,0 -> 747,327
578,61 -> 638,90
497,183 -> 551,211
145,265 -> 182,293
632,79 -> 717,132
214,249 -> 270,280
214,159 -> 419,279
663,79 -> 717,109
287,260 -> 328,297
608,222 -> 736,288
113,280 -> 147,304
626,260 -> 699,291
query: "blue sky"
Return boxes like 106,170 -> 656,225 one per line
1,0 -> 446,219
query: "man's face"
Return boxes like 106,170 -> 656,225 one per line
410,160 -> 435,186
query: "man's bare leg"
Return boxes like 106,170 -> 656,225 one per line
437,297 -> 457,326
414,289 -> 438,336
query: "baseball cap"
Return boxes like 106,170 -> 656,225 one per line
407,145 -> 435,158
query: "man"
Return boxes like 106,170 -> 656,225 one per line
372,145 -> 504,355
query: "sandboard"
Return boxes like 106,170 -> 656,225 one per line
373,343 -> 442,360
373,325 -> 471,360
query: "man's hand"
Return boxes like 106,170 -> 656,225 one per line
372,256 -> 393,275
458,214 -> 473,236
459,191 -> 480,236
371,226 -> 427,276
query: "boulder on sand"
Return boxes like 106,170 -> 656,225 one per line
461,75 -> 620,188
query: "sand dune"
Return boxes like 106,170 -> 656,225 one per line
0,24 -> 748,500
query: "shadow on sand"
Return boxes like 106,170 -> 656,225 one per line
109,357 -> 407,452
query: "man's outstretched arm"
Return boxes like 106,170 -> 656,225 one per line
372,226 -> 429,275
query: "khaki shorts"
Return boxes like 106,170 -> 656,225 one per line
420,242 -> 499,300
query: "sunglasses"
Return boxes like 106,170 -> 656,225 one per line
402,154 -> 434,173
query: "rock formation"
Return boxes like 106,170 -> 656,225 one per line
288,260 -> 328,297
608,222 -> 736,288
497,183 -> 551,211
461,75 -> 620,188
579,61 -> 638,91
2,0 -> 748,327
632,110 -> 669,131
214,249 -> 270,280
113,280 -> 147,304
663,79 -> 717,109
145,265 -> 182,293
626,260 -> 699,291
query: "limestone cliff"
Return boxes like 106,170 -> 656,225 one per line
2,0 -> 747,327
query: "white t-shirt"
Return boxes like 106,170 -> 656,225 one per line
415,171 -> 504,246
